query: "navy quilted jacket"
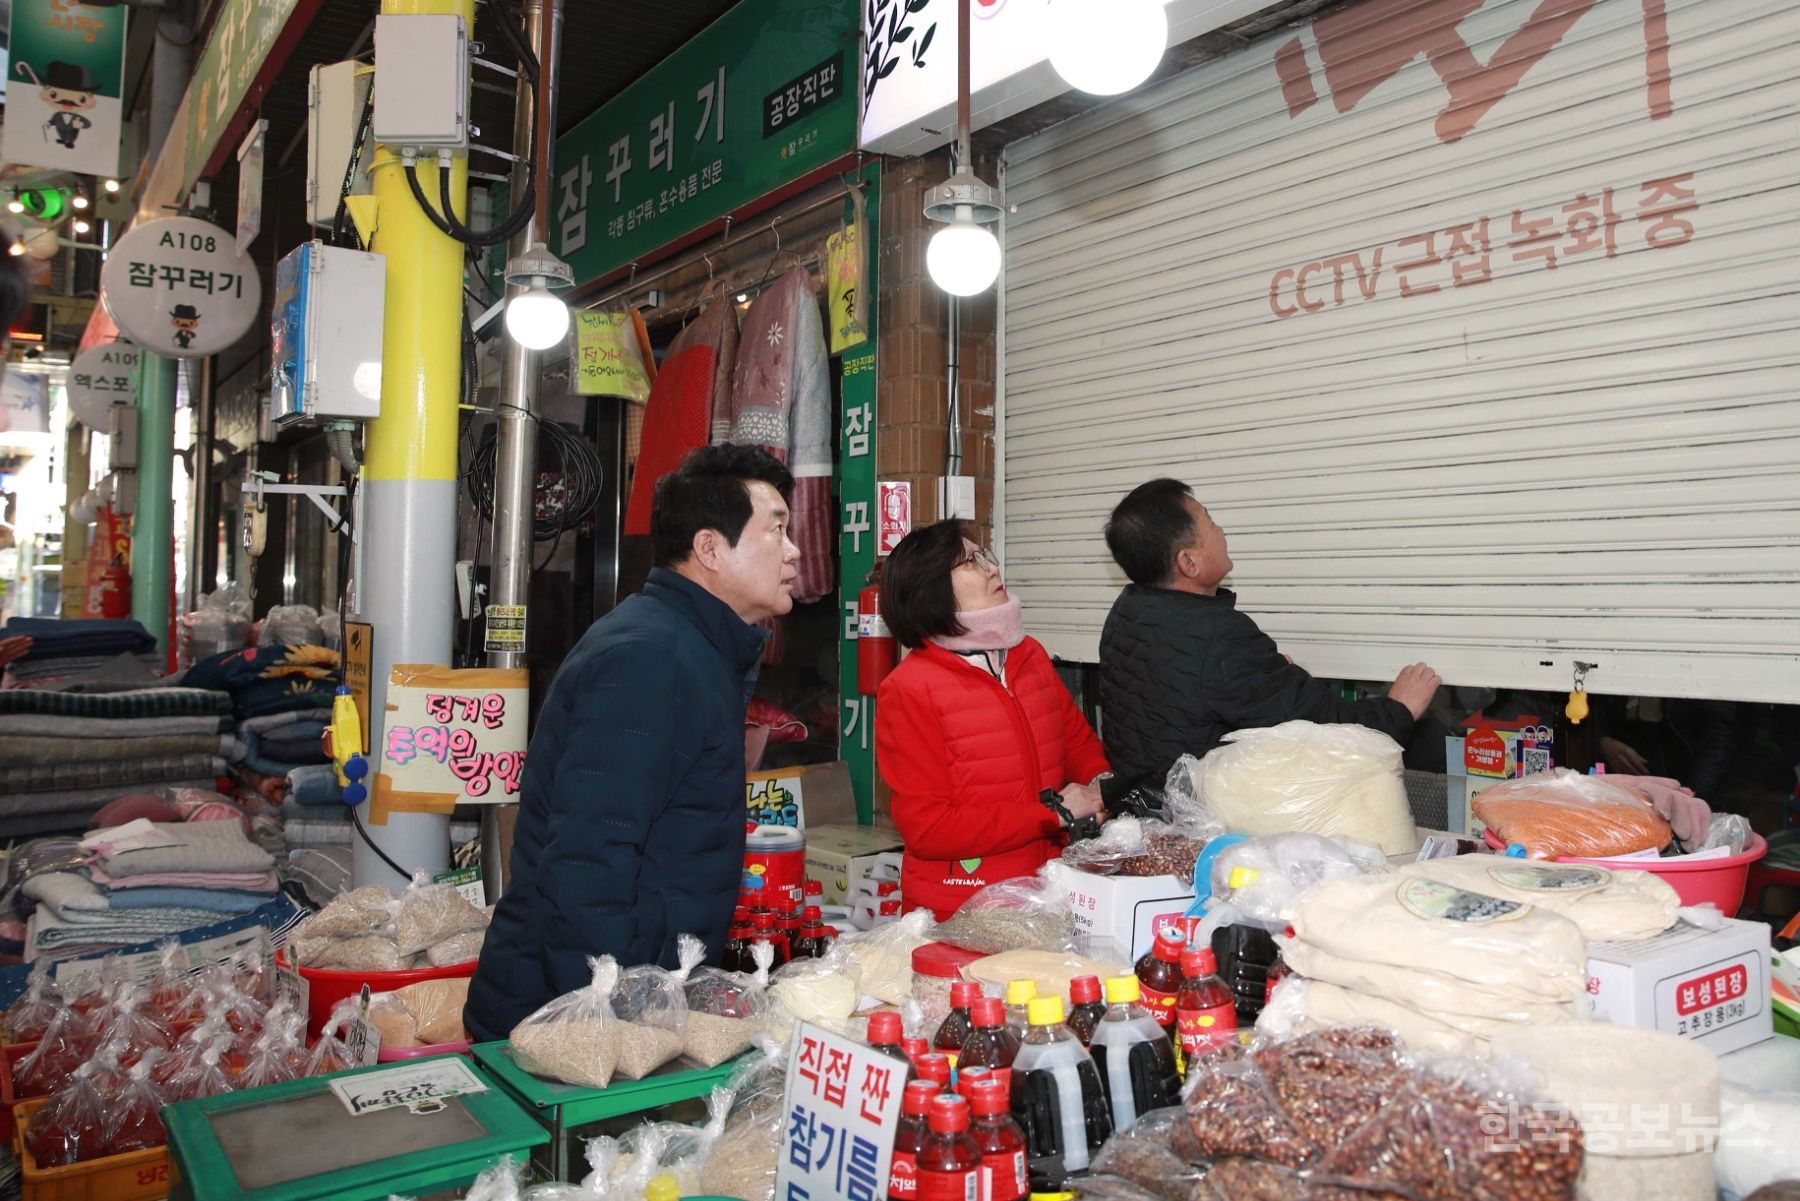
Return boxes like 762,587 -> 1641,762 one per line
1098,585 -> 1414,794
464,568 -> 766,1041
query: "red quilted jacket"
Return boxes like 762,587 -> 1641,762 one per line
875,638 -> 1110,920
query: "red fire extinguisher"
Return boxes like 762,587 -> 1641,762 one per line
98,557 -> 131,619
857,575 -> 896,696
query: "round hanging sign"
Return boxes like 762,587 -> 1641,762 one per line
66,341 -> 141,430
100,216 -> 261,359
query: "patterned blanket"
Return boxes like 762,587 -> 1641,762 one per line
0,714 -> 231,738
0,734 -> 228,767
0,754 -> 226,796
0,688 -> 232,719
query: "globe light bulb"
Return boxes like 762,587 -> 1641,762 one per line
72,194 -> 89,210
505,284 -> 570,350
104,179 -> 121,194
926,217 -> 1002,297
73,219 -> 91,234
6,200 -> 22,214
1048,0 -> 1167,96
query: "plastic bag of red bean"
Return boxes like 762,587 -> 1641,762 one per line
1090,1108 -> 1211,1201
1312,1061 -> 1583,1201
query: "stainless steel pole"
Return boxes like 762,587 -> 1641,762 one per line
481,0 -> 563,903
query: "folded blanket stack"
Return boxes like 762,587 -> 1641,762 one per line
181,645 -> 340,818
0,617 -> 162,689
17,819 -> 280,962
0,686 -> 236,838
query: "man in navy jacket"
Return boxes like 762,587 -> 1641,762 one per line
465,445 -> 798,1041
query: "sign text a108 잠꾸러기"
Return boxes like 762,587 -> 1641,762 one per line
99,216 -> 262,359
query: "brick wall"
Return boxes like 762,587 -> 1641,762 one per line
876,155 -> 999,547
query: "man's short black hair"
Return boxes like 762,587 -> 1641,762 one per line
650,443 -> 794,569
880,519 -> 971,649
1104,477 -> 1197,587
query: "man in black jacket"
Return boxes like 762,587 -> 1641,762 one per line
465,445 -> 798,1041
1098,478 -> 1439,795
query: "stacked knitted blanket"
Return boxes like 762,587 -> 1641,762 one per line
0,688 -> 235,837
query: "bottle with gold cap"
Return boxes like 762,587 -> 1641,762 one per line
1003,978 -> 1038,1040
1010,995 -> 1111,1178
1089,975 -> 1179,1132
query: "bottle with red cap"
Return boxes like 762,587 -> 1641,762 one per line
902,1037 -> 930,1069
751,912 -> 790,966
967,1079 -> 1028,1201
720,908 -> 753,974
780,892 -> 805,958
915,1053 -> 952,1093
956,997 -> 1020,1094
933,982 -> 981,1067
868,1011 -> 909,1063
791,907 -> 832,960
1134,927 -> 1187,1032
1065,976 -> 1106,1048
955,1066 -> 994,1101
1175,946 -> 1238,1070
917,1095 -> 983,1201
889,1079 -> 939,1201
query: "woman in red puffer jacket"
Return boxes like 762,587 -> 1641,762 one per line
875,520 -> 1112,920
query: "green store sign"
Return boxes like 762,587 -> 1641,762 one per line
552,0 -> 859,287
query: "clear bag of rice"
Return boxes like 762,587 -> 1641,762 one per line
510,956 -> 622,1088
293,934 -> 406,973
299,885 -> 401,940
425,928 -> 486,967
765,942 -> 861,1043
394,870 -> 488,957
683,938 -> 773,1068
610,952 -> 691,1080
698,1039 -> 789,1201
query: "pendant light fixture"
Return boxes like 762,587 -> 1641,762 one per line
502,240 -> 574,350
924,0 -> 1005,296
1048,0 -> 1168,96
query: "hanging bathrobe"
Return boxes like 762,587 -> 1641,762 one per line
623,296 -> 739,536
724,268 -> 834,603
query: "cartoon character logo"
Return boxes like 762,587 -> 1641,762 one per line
14,61 -> 97,149
170,303 -> 200,351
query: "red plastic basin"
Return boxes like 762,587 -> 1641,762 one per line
281,953 -> 478,1039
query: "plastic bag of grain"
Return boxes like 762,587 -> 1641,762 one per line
698,1039 -> 789,1201
1175,721 -> 1419,856
682,937 -> 773,1068
610,954 -> 690,1080
511,956 -> 621,1088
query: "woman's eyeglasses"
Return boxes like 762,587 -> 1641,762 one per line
955,546 -> 1000,572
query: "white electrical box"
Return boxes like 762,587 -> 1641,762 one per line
307,60 -> 374,229
372,14 -> 469,152
111,470 -> 138,518
270,241 -> 387,426
938,475 -> 977,521
107,403 -> 138,469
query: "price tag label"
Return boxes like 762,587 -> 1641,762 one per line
343,984 -> 383,1068
328,1056 -> 489,1117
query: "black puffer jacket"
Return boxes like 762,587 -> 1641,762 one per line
1098,585 -> 1414,792
464,568 -> 766,1042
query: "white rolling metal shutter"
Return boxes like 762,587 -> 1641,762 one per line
999,0 -> 1800,703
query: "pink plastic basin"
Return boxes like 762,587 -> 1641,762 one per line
1481,830 -> 1769,914
378,1038 -> 472,1062
279,952 -> 478,1038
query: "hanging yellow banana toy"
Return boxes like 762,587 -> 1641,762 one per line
328,685 -> 370,807
1566,661 -> 1596,725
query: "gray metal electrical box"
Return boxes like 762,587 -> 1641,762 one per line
306,60 -> 374,228
372,14 -> 470,152
107,403 -> 138,470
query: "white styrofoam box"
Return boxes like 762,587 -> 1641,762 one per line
372,14 -> 469,151
1052,865 -> 1195,965
1587,917 -> 1773,1056
270,241 -> 386,425
307,60 -> 374,228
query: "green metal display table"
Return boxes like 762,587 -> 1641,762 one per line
163,1055 -> 548,1201
470,1041 -> 742,1181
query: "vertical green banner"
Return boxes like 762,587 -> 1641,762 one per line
836,161 -> 881,824
4,0 -> 127,177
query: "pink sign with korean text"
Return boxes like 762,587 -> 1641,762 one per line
373,665 -> 528,816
